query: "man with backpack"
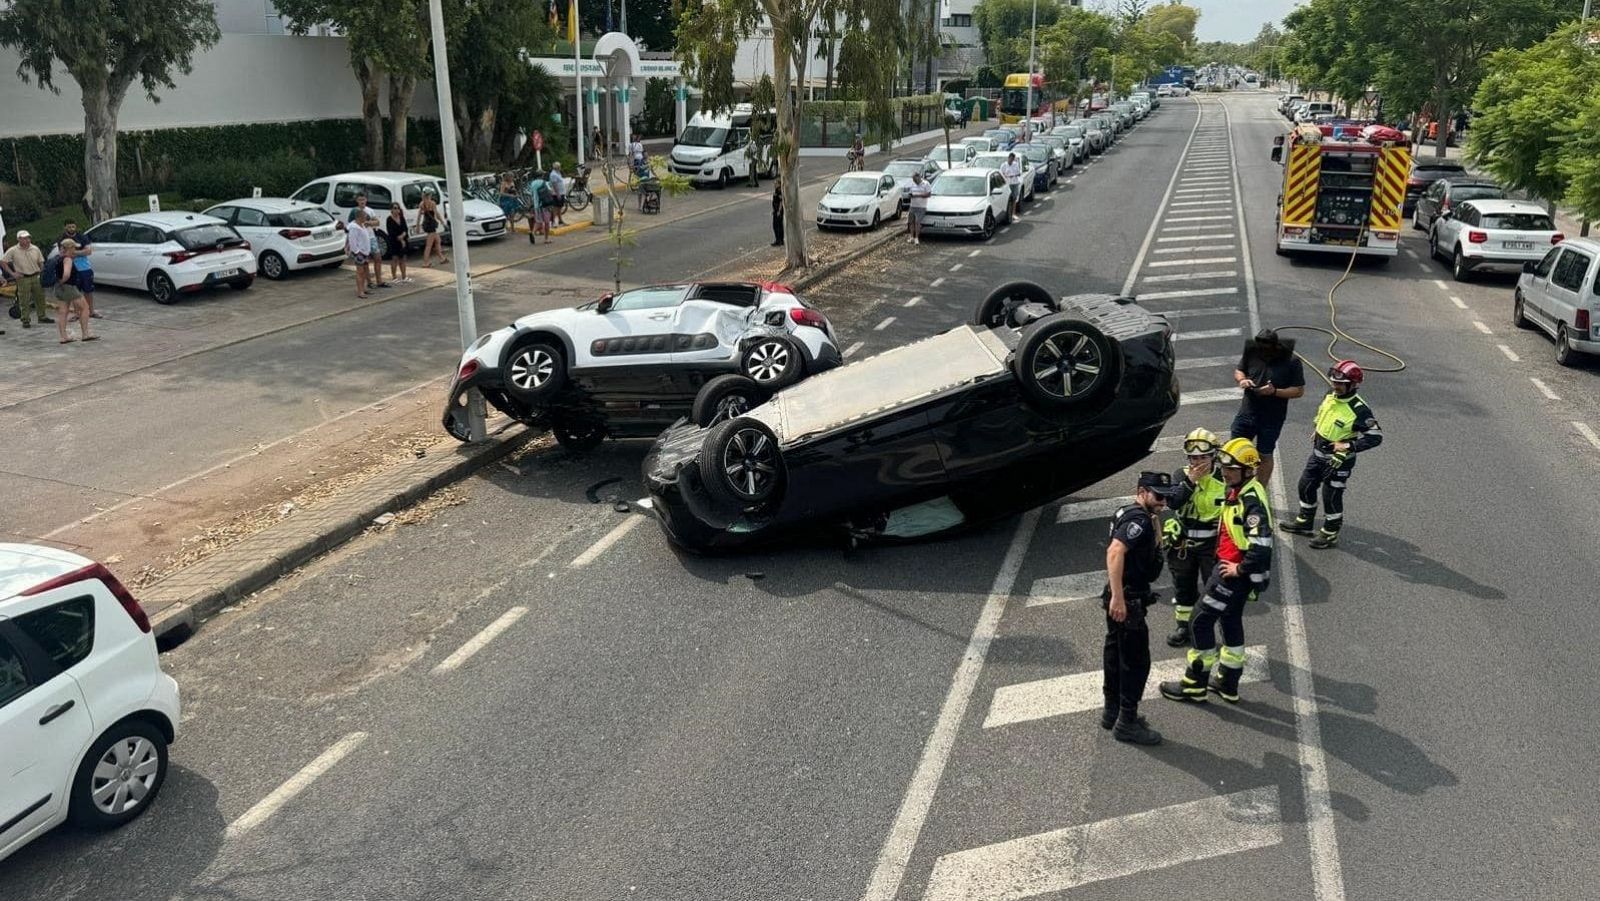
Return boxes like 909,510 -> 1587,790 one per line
527,172 -> 554,244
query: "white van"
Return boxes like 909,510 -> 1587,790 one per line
668,104 -> 778,187
290,171 -> 508,256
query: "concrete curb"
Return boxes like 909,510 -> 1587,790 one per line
145,424 -> 536,640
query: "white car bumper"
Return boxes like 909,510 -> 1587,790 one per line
817,206 -> 878,228
920,209 -> 991,234
463,217 -> 508,241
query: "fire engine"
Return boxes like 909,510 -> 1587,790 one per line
1270,123 -> 1411,260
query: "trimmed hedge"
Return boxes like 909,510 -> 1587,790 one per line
0,117 -> 445,206
173,150 -> 318,202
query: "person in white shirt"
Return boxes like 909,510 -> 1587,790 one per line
906,172 -> 933,245
548,163 -> 567,226
630,138 -> 645,168
1000,153 -> 1024,219
346,212 -> 373,298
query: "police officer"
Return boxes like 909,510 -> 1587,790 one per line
1281,359 -> 1383,549
1164,428 -> 1226,649
1160,438 -> 1273,705
1102,471 -> 1181,745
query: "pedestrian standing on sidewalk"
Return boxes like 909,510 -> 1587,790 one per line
548,163 -> 568,227
418,192 -> 447,267
527,172 -> 552,244
1000,153 -> 1024,220
383,203 -> 411,284
346,212 -> 372,298
55,221 -> 101,321
1229,328 -> 1305,487
345,194 -> 387,289
591,126 -> 606,161
906,172 -> 931,245
771,176 -> 785,247
2,231 -> 51,328
51,240 -> 94,343
1101,470 -> 1179,745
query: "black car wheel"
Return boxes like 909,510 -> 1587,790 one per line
1014,314 -> 1120,410
1513,289 -> 1531,330
551,415 -> 606,451
981,210 -> 996,240
740,336 -> 803,389
69,718 -> 169,830
1452,247 -> 1471,282
702,417 -> 785,510
1428,229 -> 1440,261
693,374 -> 767,427
1557,323 -> 1579,367
971,280 -> 1056,329
767,159 -> 779,180
504,340 -> 567,402
260,250 -> 288,280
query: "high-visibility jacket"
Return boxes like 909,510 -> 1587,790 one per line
1313,391 -> 1383,455
1221,479 -> 1274,591
1169,465 -> 1226,545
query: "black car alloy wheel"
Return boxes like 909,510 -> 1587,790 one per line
972,280 -> 1056,329
1015,315 -> 1117,409
719,424 -> 779,501
693,374 -> 766,427
1033,332 -> 1103,396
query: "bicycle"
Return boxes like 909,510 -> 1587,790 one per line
564,166 -> 593,212
844,148 -> 865,172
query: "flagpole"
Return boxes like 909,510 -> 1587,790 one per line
573,0 -> 586,164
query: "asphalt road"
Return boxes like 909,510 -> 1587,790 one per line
7,92 -> 1600,899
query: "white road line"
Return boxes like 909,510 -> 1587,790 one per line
226,732 -> 369,840
859,509 -> 1043,901
1182,387 -> 1245,405
1178,178 -> 1232,185
1496,344 -> 1520,362
1164,216 -> 1234,224
950,263 -> 964,272
432,606 -> 528,675
1162,307 -> 1240,318
844,340 -> 865,357
1148,256 -> 1238,267
1472,320 -> 1493,335
1168,201 -> 1233,208
1153,246 -> 1235,255
922,788 -> 1283,901
984,646 -> 1269,728
1418,262 -> 1432,272
1162,223 -> 1235,232
875,316 -> 896,331
1174,187 -> 1233,194
1172,327 -> 1244,342
1152,435 -> 1185,453
1404,248 -> 1419,258
1118,101 -> 1207,297
968,249 -> 982,257
1142,270 -> 1237,282
904,295 -> 923,307
931,277 -> 946,287
1432,278 -> 1449,290
569,514 -> 645,567
1449,295 -> 1467,309
1025,571 -> 1105,608
1186,166 -> 1232,173
1175,354 -> 1238,370
1531,377 -> 1560,400
1158,233 -> 1237,242
1222,95 -> 1348,901
1055,496 -> 1133,524
1574,421 -> 1600,451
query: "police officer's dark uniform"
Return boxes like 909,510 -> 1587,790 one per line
1101,471 -> 1179,745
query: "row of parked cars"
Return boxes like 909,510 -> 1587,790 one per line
813,94 -> 1159,240
60,171 -> 511,305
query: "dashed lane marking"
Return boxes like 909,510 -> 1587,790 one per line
920,788 -> 1284,901
875,316 -> 897,331
569,515 -> 646,567
1574,421 -> 1600,451
1531,377 -> 1560,400
968,249 -> 982,257
1153,246 -> 1234,254
1175,354 -> 1238,370
1432,278 -> 1449,290
432,607 -> 529,675
1148,256 -> 1238,267
951,263 -> 964,272
226,732 -> 369,840
931,277 -> 946,287
1449,296 -> 1468,309
1162,223 -> 1235,232
905,295 -> 923,307
844,341 -> 865,357
1173,327 -> 1244,342
983,646 -> 1270,727
1472,320 -> 1493,335
1497,344 -> 1520,362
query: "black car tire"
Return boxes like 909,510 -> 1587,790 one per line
693,374 -> 768,427
767,159 -> 780,180
1514,289 -> 1531,330
1428,229 -> 1440,261
740,335 -> 803,389
1013,314 -> 1120,410
503,339 -> 567,403
1452,247 -> 1471,282
1557,323 -> 1580,367
551,415 -> 607,451
718,169 -> 731,189
701,417 -> 786,510
872,210 -> 881,230
982,210 -> 996,240
260,250 -> 288,280
148,271 -> 177,305
972,280 -> 1056,329
68,718 -> 169,830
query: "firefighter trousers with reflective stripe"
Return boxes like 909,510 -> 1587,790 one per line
1189,570 -> 1250,666
1168,543 -> 1217,624
1103,593 -> 1153,715
1297,450 -> 1356,531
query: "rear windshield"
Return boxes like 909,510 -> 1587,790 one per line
268,208 -> 334,228
934,175 -> 988,196
1017,146 -> 1050,162
884,161 -> 925,177
1481,213 -> 1554,231
1452,185 -> 1504,202
175,224 -> 244,249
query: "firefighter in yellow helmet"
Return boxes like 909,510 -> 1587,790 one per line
1163,428 -> 1226,648
1161,437 -> 1274,704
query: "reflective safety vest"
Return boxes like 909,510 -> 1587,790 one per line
1221,479 -> 1274,554
1178,472 -> 1226,542
1314,392 -> 1365,443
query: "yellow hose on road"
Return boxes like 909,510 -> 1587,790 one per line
1275,227 -> 1408,385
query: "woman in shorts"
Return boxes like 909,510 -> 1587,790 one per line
384,203 -> 412,284
418,192 -> 447,267
346,212 -> 373,298
52,240 -> 94,343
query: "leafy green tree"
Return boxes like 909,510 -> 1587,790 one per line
0,0 -> 220,222
1143,1 -> 1197,51
1037,5 -> 1116,101
1280,0 -> 1374,114
446,0 -> 562,169
578,0 -> 678,52
973,0 -> 1061,77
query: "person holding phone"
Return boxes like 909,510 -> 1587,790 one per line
1229,329 -> 1305,486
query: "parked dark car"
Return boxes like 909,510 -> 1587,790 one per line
1404,158 -> 1468,215
642,282 -> 1180,551
1412,178 -> 1504,232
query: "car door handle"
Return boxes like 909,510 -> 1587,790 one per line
647,313 -> 672,320
39,699 -> 75,726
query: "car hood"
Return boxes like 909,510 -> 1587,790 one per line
821,192 -> 875,207
671,146 -> 719,164
510,304 -> 596,333
926,195 -> 990,214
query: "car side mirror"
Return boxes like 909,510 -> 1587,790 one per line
596,293 -> 615,314
1270,146 -> 1282,163
1272,135 -> 1285,146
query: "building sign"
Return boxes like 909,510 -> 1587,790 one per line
529,57 -> 684,79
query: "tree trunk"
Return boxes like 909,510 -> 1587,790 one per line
80,84 -> 120,224
825,35 -> 836,99
387,74 -> 418,169
356,59 -> 385,168
772,31 -> 807,272
1432,73 -> 1450,160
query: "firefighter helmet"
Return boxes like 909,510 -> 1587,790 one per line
1328,359 -> 1364,385
1183,428 -> 1219,455
1218,437 -> 1261,469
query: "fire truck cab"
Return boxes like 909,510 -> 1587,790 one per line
1270,124 -> 1411,260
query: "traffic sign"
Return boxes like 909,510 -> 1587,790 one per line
531,129 -> 545,151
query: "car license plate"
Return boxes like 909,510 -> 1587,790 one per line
314,228 -> 333,238
1505,241 -> 1534,250
216,268 -> 240,279
486,221 -> 504,232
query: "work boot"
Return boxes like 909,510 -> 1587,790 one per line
1309,529 -> 1341,550
1160,660 -> 1210,704
1166,621 -> 1191,648
1281,514 -> 1316,536
1208,666 -> 1243,703
1112,711 -> 1162,745
1100,705 -> 1117,730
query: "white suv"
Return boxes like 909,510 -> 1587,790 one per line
1515,237 -> 1599,366
1430,199 -> 1562,281
0,544 -> 180,863
76,212 -> 256,305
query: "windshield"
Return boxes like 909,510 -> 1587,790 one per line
885,161 -> 925,177
933,175 -> 988,197
971,157 -> 1006,171
830,176 -> 879,196
1016,145 -> 1049,162
1482,212 -> 1554,231
929,146 -> 965,164
175,224 -> 243,249
268,208 -> 334,228
678,125 -> 728,148
1000,87 -> 1032,115
1060,127 -> 1085,139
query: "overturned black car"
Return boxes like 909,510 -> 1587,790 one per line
641,281 -> 1181,551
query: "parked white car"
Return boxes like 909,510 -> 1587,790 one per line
919,168 -> 1012,240
290,171 -> 508,254
202,198 -> 345,280
960,136 -> 998,156
817,172 -> 903,230
970,151 -> 1035,203
0,544 -> 180,864
1514,236 -> 1597,366
75,212 -> 256,305
925,143 -> 978,171
1429,199 -> 1562,281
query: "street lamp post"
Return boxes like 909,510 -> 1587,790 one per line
426,0 -> 486,441
1023,0 -> 1038,134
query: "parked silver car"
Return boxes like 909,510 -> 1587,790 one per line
1515,237 -> 1599,365
1429,199 -> 1562,281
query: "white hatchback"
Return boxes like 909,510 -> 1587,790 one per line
816,172 -> 903,230
0,544 -> 180,864
76,212 -> 256,305
203,198 -> 346,280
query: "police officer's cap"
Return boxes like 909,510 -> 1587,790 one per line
1137,471 -> 1180,499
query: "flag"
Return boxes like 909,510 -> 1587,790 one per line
569,0 -> 580,44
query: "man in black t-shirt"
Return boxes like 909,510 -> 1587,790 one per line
1229,329 -> 1305,485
